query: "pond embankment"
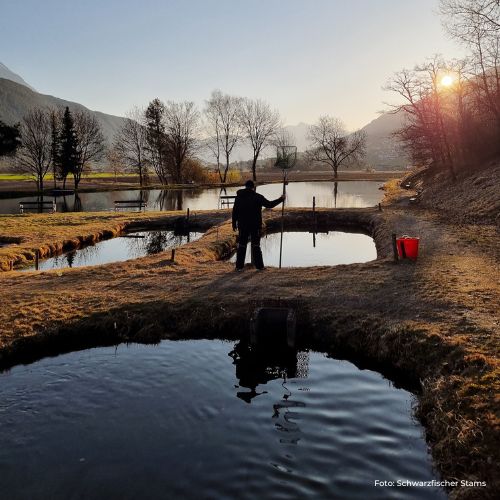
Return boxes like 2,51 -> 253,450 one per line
0,168 -> 498,499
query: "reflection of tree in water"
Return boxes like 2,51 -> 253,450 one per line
155,190 -> 184,211
66,250 -> 76,268
155,188 -> 211,211
60,195 -> 70,213
73,193 -> 83,212
70,243 -> 100,266
124,231 -> 201,257
140,189 -> 150,205
229,341 -> 309,444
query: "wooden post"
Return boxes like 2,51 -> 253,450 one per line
186,208 -> 190,221
35,250 -> 39,270
378,203 -> 382,211
313,196 -> 317,248
278,170 -> 287,269
171,249 -> 175,262
392,234 -> 398,262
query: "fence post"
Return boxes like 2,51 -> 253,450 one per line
35,250 -> 39,270
171,249 -> 175,262
392,234 -> 398,262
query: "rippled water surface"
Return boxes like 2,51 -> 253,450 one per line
0,340 -> 445,500
0,181 -> 383,213
20,230 -> 203,271
231,231 -> 377,267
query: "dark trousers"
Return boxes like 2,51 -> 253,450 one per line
236,226 -> 264,269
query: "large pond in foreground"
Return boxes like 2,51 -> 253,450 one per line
0,340 -> 445,499
232,231 -> 377,267
0,181 -> 383,213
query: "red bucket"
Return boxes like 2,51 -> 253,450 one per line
396,236 -> 419,260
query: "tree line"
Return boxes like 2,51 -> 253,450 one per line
0,88 -> 368,190
0,107 -> 104,191
386,0 -> 500,179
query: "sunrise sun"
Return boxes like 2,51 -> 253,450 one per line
441,75 -> 454,86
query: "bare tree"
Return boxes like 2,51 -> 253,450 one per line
16,108 -> 53,191
203,97 -> 223,182
307,116 -> 366,178
441,0 -> 499,37
163,101 -> 200,184
440,0 -> 500,129
113,107 -> 149,186
239,98 -> 280,181
107,147 -> 124,183
206,90 -> 243,183
72,110 -> 105,190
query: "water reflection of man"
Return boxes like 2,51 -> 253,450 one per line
232,180 -> 284,271
229,341 -> 297,404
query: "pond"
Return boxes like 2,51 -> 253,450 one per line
0,181 -> 383,214
0,340 -> 445,500
20,230 -> 204,271
230,231 -> 377,267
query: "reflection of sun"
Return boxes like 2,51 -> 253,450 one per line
441,75 -> 454,87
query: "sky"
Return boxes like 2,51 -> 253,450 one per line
1,0 -> 464,130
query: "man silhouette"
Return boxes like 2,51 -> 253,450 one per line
232,180 -> 284,271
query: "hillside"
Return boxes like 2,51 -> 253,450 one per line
0,78 -> 125,145
0,62 -> 35,91
418,160 -> 500,225
360,111 -> 408,169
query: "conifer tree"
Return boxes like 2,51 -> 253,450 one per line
58,107 -> 78,189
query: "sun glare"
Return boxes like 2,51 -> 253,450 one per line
441,75 -> 454,87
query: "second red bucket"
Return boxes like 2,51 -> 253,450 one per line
396,236 -> 419,260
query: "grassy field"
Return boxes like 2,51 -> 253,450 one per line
0,172 -> 139,181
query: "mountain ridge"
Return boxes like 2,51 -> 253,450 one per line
0,62 -> 36,92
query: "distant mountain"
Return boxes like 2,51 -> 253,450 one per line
0,62 -> 36,92
0,78 -> 125,145
360,111 -> 409,169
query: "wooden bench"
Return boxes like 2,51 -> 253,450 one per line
219,195 -> 236,208
114,200 -> 147,211
19,201 -> 56,213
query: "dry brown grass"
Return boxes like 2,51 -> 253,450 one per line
0,177 -> 498,498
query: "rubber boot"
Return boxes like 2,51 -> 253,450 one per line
252,244 -> 264,270
236,244 -> 248,270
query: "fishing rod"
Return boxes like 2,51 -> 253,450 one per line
278,168 -> 287,269
275,145 -> 297,269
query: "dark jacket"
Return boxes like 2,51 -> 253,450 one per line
232,188 -> 283,230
